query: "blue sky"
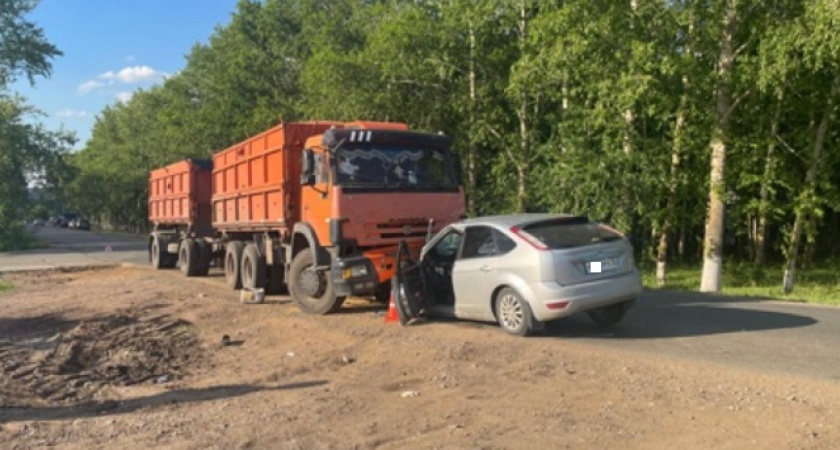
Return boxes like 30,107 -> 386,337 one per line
13,0 -> 240,148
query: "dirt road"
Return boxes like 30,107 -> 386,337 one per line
1,266 -> 839,449
0,226 -> 147,272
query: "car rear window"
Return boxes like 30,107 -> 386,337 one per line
521,217 -> 623,249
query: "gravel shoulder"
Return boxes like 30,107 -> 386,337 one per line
1,266 -> 839,449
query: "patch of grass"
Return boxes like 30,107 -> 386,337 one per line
0,280 -> 12,292
0,226 -> 40,252
642,262 -> 840,305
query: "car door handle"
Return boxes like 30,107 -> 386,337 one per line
480,265 -> 491,272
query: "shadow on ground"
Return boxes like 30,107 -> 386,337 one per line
540,289 -> 818,340
0,381 -> 328,423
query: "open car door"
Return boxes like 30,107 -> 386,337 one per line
393,240 -> 427,325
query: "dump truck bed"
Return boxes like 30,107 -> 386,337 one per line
211,121 -> 340,232
148,159 -> 213,227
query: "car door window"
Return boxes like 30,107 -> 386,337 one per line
428,231 -> 462,263
461,226 -> 497,259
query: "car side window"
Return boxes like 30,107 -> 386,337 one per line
494,229 -> 517,255
429,231 -> 462,262
461,226 -> 497,259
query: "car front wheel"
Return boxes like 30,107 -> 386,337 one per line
495,287 -> 536,336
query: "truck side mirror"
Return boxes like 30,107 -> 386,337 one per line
301,149 -> 316,186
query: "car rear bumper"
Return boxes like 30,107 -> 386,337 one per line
528,270 -> 642,322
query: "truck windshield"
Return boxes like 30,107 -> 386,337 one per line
334,145 -> 459,191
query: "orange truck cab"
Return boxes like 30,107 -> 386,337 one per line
291,122 -> 465,313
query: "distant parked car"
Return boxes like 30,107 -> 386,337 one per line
76,219 -> 91,230
32,219 -> 44,227
394,213 -> 643,336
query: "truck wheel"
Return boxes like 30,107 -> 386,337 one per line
152,235 -> 177,269
150,236 -> 165,269
196,240 -> 212,276
224,241 -> 245,289
289,250 -> 345,314
241,243 -> 266,289
179,238 -> 201,277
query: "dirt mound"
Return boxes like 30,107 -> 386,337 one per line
0,309 -> 202,407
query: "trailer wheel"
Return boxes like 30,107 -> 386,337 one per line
179,238 -> 201,277
241,243 -> 266,290
196,240 -> 212,276
151,235 -> 177,269
289,250 -> 345,314
224,241 -> 245,289
150,236 -> 165,269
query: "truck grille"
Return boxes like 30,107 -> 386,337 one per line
376,218 -> 432,239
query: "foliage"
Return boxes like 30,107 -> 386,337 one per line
60,0 -> 840,294
0,0 -> 61,86
642,262 -> 840,305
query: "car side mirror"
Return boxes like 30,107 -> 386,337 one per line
301,149 -> 316,186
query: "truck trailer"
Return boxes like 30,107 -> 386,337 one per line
148,120 -> 466,314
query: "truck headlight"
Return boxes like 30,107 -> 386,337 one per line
342,264 -> 369,279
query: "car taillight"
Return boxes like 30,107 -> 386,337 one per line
510,226 -> 548,250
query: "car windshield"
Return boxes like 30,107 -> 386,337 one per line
521,217 -> 624,249
334,144 -> 458,191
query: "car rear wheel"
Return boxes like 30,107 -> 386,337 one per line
495,287 -> 536,336
224,241 -> 245,289
289,250 -> 345,315
586,301 -> 631,328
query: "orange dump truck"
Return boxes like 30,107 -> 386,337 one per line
148,121 -> 466,314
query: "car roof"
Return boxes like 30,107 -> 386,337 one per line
457,213 -> 581,229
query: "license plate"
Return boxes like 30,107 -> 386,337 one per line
589,257 -> 621,274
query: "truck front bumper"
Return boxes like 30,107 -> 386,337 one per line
331,256 -> 379,297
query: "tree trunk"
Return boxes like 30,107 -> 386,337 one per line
782,75 -> 838,294
466,19 -> 478,217
754,88 -> 783,270
700,0 -> 737,293
656,93 -> 688,287
514,0 -> 530,213
623,0 -> 640,156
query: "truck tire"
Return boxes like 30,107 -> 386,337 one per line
196,240 -> 212,276
224,240 -> 245,289
241,243 -> 266,290
150,236 -> 165,269
289,250 -> 345,315
151,235 -> 177,269
179,238 -> 201,277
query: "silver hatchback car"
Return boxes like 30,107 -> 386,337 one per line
394,213 -> 642,336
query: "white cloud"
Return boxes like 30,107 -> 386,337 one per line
77,80 -> 104,94
77,65 -> 167,95
116,91 -> 134,103
56,109 -> 88,118
101,66 -> 165,83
